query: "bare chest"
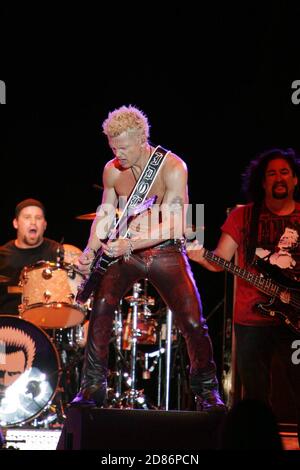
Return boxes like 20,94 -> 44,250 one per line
114,168 -> 166,205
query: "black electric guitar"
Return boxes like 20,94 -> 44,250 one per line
76,195 -> 157,304
203,249 -> 300,335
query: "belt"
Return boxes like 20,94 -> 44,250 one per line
154,239 -> 184,249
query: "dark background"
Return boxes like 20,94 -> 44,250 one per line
1,3 -> 300,378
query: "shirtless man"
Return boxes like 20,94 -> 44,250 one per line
71,105 -> 225,412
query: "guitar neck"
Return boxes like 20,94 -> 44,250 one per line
203,249 -> 279,297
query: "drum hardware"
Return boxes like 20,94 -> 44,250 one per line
57,325 -> 87,351
43,290 -> 51,302
20,296 -> 29,307
142,347 -> 165,380
42,268 -> 52,280
67,267 -> 76,280
20,270 -> 29,283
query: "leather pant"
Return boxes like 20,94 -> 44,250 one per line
80,242 -> 217,394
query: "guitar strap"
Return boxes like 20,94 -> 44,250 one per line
75,146 -> 169,303
112,145 -> 169,238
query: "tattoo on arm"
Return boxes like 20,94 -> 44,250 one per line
169,196 -> 184,212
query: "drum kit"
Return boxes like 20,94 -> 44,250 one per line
0,211 -> 188,430
0,245 -> 89,429
0,267 -> 181,427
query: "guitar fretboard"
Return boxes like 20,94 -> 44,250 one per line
204,249 -> 279,297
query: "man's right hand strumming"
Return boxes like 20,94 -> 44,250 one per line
186,239 -> 205,264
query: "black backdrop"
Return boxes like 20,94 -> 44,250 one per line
1,2 -> 300,376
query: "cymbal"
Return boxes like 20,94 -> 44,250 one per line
75,212 -> 96,220
93,184 -> 104,191
124,295 -> 155,306
0,274 -> 11,283
75,209 -> 122,220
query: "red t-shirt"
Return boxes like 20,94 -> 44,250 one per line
221,202 -> 300,326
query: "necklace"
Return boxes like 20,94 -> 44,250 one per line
131,167 -> 138,183
131,146 -> 152,183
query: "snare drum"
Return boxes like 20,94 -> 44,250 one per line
0,315 -> 60,427
19,261 -> 87,329
54,320 -> 89,349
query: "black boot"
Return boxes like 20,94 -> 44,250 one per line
70,365 -> 108,407
190,372 -> 226,413
194,390 -> 226,412
70,380 -> 107,407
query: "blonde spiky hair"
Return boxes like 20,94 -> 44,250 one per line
0,327 -> 36,369
102,105 -> 150,142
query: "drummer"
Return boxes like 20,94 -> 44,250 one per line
0,198 -> 79,315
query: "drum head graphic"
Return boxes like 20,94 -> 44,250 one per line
0,316 -> 60,427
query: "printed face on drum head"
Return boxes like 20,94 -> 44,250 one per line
0,326 -> 36,399
13,206 -> 47,248
0,318 -> 58,427
0,350 -> 26,397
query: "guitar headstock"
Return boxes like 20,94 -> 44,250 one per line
128,195 -> 157,217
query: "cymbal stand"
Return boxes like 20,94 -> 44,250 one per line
127,282 -> 142,407
151,307 -> 175,410
139,307 -> 173,410
164,308 -> 172,410
157,328 -> 163,408
113,300 -> 123,399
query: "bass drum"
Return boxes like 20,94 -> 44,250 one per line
0,315 -> 60,427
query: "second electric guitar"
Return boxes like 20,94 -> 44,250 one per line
203,249 -> 300,335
